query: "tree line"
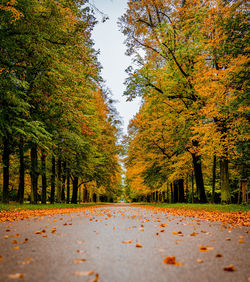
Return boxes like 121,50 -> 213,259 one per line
0,0 -> 122,204
120,0 -> 249,204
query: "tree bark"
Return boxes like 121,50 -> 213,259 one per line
178,179 -> 185,202
30,144 -> 38,204
50,155 -> 55,204
83,184 -> 87,203
156,191 -> 159,202
17,138 -> 25,204
61,161 -> 66,202
220,158 -> 231,203
191,153 -> 207,203
41,150 -> 47,204
170,183 -> 174,203
56,157 -> 62,202
66,171 -> 70,204
173,180 -> 179,203
2,138 -> 10,203
191,172 -> 194,203
212,155 -> 216,203
71,176 -> 78,204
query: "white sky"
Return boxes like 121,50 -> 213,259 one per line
91,0 -> 141,135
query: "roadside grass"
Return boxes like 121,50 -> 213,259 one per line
0,202 -> 110,212
133,202 -> 250,213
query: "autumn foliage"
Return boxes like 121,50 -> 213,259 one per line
120,0 -> 249,204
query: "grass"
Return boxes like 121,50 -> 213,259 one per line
133,202 -> 250,213
0,202 -> 110,212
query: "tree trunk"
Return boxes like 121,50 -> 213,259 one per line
71,176 -> 78,204
78,184 -> 81,203
50,155 -> 56,204
191,171 -> 194,203
56,158 -> 62,202
17,138 -> 25,204
185,174 -> 189,202
192,153 -> 207,203
30,144 -> 38,204
156,191 -> 159,202
83,185 -> 87,203
170,183 -> 174,203
178,179 -> 185,202
212,155 -> 216,203
220,158 -> 231,203
66,171 -> 70,204
2,138 -> 10,203
41,150 -> 47,204
61,161 -> 66,202
173,181 -> 179,203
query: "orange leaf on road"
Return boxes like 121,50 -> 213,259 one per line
136,243 -> 143,248
122,240 -> 132,243
163,256 -> 183,266
224,265 -> 236,272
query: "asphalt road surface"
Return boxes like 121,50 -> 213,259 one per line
0,205 -> 249,282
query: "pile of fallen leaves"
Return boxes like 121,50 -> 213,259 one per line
0,205 -> 107,222
135,205 -> 250,227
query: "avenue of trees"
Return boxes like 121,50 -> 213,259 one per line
121,0 -> 249,204
0,0 -> 122,204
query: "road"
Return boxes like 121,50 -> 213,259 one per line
0,205 -> 249,282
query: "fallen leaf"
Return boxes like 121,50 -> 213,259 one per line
216,254 -> 223,257
19,258 -> 33,265
12,240 -> 18,244
0,256 -> 2,261
223,265 -> 236,272
225,238 -> 231,241
89,273 -> 99,282
200,246 -> 208,252
13,246 -> 19,250
8,273 -> 24,279
121,240 -> 132,244
196,259 -> 203,263
160,229 -> 165,233
190,232 -> 198,236
136,243 -> 143,248
76,249 -> 85,254
163,256 -> 183,266
238,240 -> 245,243
74,270 -> 94,276
42,234 -> 47,238
34,231 -> 41,234
74,258 -> 86,263
23,238 -> 28,243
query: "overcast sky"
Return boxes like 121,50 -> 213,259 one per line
91,0 -> 141,135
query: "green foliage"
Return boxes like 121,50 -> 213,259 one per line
0,0 -> 121,204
